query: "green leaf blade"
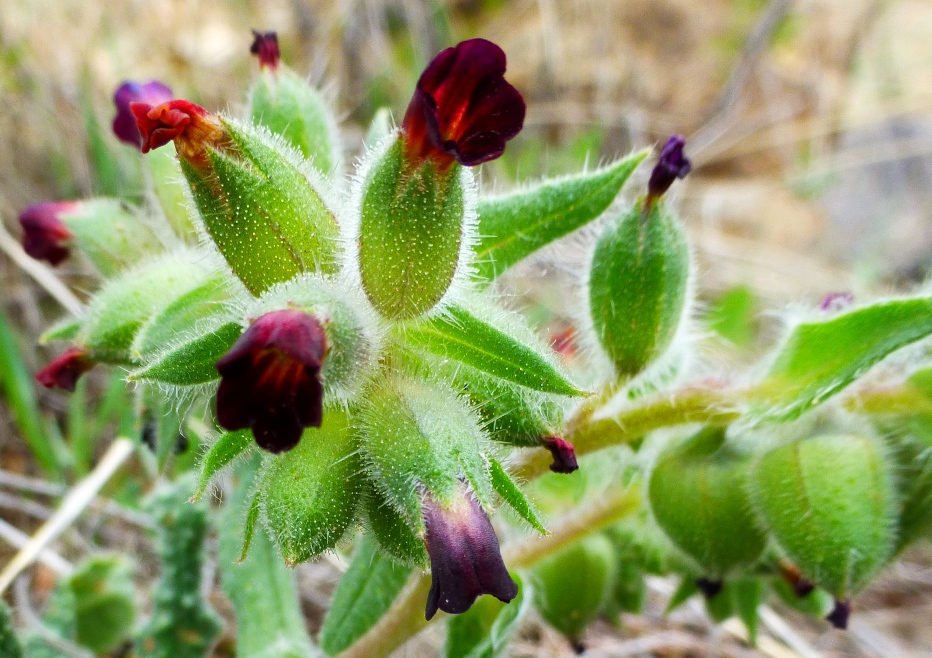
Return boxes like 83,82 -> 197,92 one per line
192,430 -> 252,501
488,457 -> 546,534
128,322 -> 242,386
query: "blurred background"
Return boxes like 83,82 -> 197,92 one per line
2,0 -> 932,656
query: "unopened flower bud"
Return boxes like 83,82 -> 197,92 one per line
112,81 -> 173,149
647,134 -> 691,202
19,202 -> 77,265
36,347 -> 95,391
131,100 -> 227,170
250,30 -> 280,71
423,485 -> 517,620
215,310 -> 327,453
542,436 -> 578,474
826,598 -> 850,629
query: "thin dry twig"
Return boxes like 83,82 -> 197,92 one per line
0,518 -> 72,576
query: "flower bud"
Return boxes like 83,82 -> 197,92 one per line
215,309 -> 327,453
259,408 -> 362,564
647,427 -> 767,577
588,195 -> 691,379
19,202 -> 77,265
646,135 -> 691,203
248,30 -> 341,176
533,534 -> 616,649
133,100 -> 340,293
112,80 -> 173,149
542,436 -> 578,474
750,435 -> 896,604
36,347 -> 95,391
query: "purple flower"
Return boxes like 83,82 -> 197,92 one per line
819,292 -> 854,312
423,486 -> 518,620
36,347 -> 95,391
402,39 -> 525,169
250,30 -> 280,71
647,135 -> 692,201
542,436 -> 578,474
215,310 -> 328,453
112,81 -> 174,149
19,202 -> 78,266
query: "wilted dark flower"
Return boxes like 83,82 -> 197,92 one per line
695,577 -> 724,599
131,99 -> 227,169
215,310 -> 327,453
647,134 -> 691,201
826,598 -> 850,629
19,202 -> 77,266
402,38 -> 525,169
250,30 -> 280,70
36,347 -> 95,391
423,486 -> 518,620
542,436 -> 578,474
779,561 -> 815,597
112,81 -> 174,149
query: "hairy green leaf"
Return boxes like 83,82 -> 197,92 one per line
128,322 -> 242,386
192,430 -> 252,501
488,457 -> 546,533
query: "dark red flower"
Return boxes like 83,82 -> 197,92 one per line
402,38 -> 525,169
112,81 -> 173,149
820,292 -> 854,312
131,99 -> 226,169
779,561 -> 815,597
423,487 -> 518,620
647,135 -> 692,201
36,347 -> 95,391
250,30 -> 280,71
19,202 -> 78,266
695,577 -> 724,600
826,598 -> 850,629
542,436 -> 578,474
215,310 -> 327,453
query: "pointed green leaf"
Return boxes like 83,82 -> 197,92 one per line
665,576 -> 698,614
474,149 -> 648,282
488,457 -> 546,533
128,322 -> 242,386
239,488 -> 262,563
753,297 -> 932,420
730,578 -> 762,645
444,572 -> 530,658
192,430 -> 252,501
406,305 -> 583,396
39,316 -> 83,344
320,535 -> 412,656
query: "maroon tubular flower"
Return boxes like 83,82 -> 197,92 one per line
402,38 -> 525,169
112,81 -> 173,149
250,30 -> 280,70
131,99 -> 227,170
542,436 -> 578,474
36,347 -> 95,391
19,202 -> 78,266
215,310 -> 327,453
647,134 -> 692,201
826,598 -> 851,629
423,487 -> 518,620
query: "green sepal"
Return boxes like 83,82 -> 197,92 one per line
192,430 -> 252,501
752,296 -> 932,421
357,136 -> 468,320
588,199 -> 690,379
404,304 -> 584,396
647,427 -> 767,576
0,601 -> 23,658
770,577 -> 834,618
239,488 -> 262,563
39,316 -> 82,344
474,149 -> 648,282
488,456 -> 546,534
131,272 -> 233,358
147,143 -> 197,239
259,409 -> 363,564
887,425 -> 932,552
319,535 -> 412,656
365,107 -> 393,149
730,578 -> 763,644
703,586 -> 733,623
250,67 -> 341,176
750,435 -> 896,598
77,252 -> 213,363
128,322 -> 242,386
665,575 -> 699,613
362,481 -> 428,566
182,118 -> 340,295
444,571 -> 530,658
66,555 -> 137,654
62,199 -> 163,276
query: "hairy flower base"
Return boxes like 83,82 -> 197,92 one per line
36,347 -> 95,391
423,488 -> 518,620
215,310 -> 327,453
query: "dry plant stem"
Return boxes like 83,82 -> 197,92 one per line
337,486 -> 641,658
0,437 -> 134,594
0,518 -> 72,576
0,221 -> 84,317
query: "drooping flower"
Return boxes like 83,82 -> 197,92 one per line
423,486 -> 518,620
542,436 -> 579,474
19,202 -> 78,266
36,347 -> 95,391
112,81 -> 174,149
647,134 -> 692,201
401,38 -> 525,169
215,310 -> 328,453
131,99 -> 227,170
826,598 -> 850,629
250,30 -> 280,71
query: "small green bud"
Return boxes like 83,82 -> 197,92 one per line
259,408 -> 363,564
588,199 -> 691,379
355,135 -> 473,320
647,427 -> 767,577
533,534 -> 616,648
750,435 -> 896,599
